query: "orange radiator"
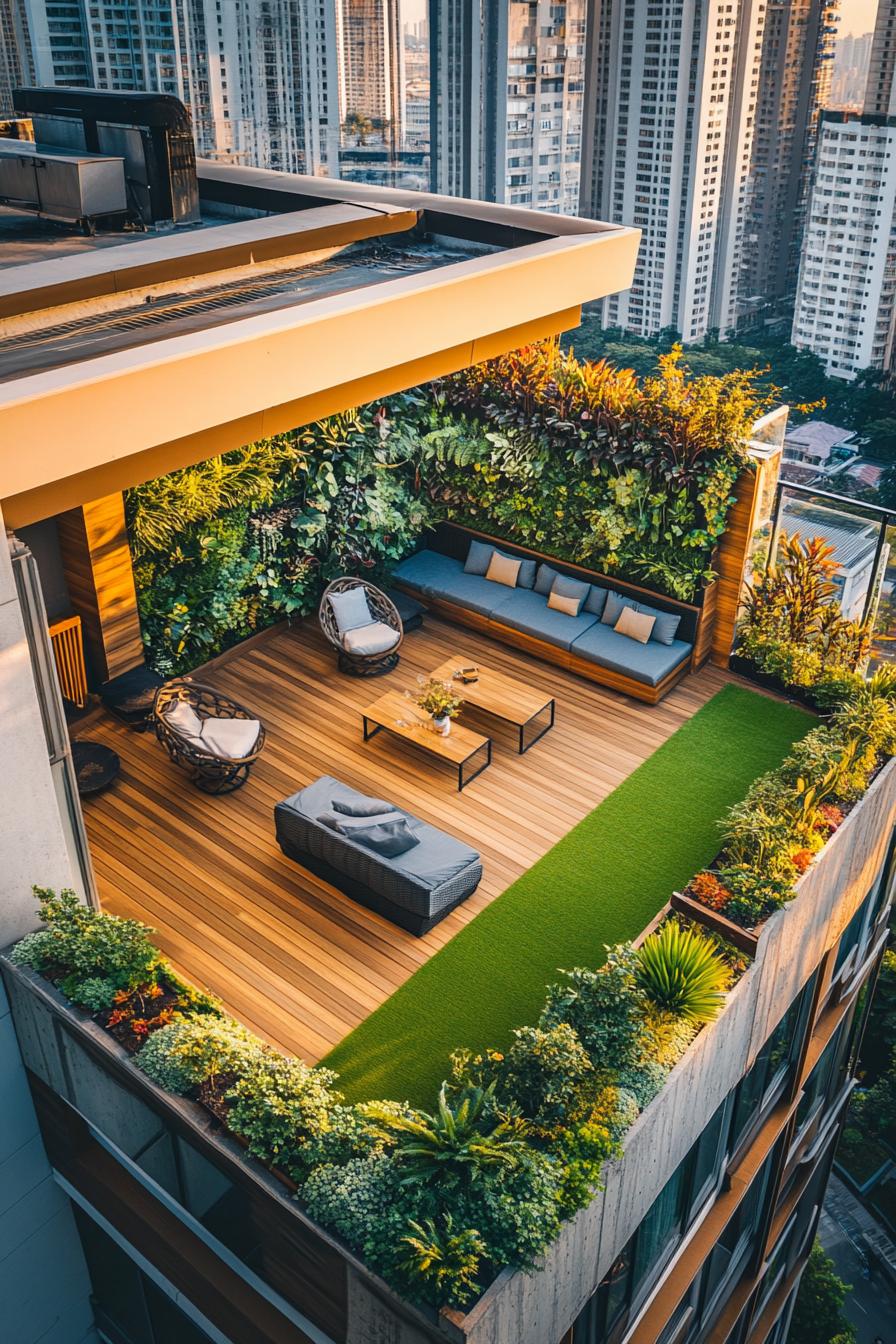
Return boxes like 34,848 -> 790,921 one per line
49,615 -> 88,708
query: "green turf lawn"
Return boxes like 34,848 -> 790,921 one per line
322,684 -> 812,1107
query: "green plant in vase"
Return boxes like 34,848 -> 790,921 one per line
415,678 -> 464,737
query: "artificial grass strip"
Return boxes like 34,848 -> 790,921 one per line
322,684 -> 812,1107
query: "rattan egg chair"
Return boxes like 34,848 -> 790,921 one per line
319,577 -> 403,676
153,680 -> 266,794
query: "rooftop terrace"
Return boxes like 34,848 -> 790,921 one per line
75,613 -> 804,1086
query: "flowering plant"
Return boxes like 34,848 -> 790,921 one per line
415,678 -> 464,720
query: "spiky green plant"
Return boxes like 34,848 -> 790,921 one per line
635,922 -> 728,1023
399,1215 -> 486,1307
367,1084 -> 530,1188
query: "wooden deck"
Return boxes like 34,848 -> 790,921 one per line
79,616 -> 733,1064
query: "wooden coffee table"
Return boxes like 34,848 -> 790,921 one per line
361,689 -> 492,790
429,656 -> 555,754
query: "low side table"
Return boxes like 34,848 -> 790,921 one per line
361,689 -> 492,790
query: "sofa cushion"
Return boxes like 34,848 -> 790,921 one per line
491,589 -> 598,650
165,699 -> 204,745
571,623 -> 692,687
342,621 -> 400,656
486,551 -> 521,588
548,590 -> 582,617
393,551 -> 510,616
551,573 -> 590,615
328,586 -> 373,634
584,584 -> 609,618
332,792 -> 394,817
516,556 -> 537,589
464,538 -> 495,575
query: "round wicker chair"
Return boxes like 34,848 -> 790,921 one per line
319,577 -> 404,677
153,680 -> 266,794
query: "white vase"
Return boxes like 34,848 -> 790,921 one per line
432,715 -> 451,736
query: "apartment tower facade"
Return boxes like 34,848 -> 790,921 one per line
429,0 -> 586,213
792,0 -> 896,379
4,0 -> 339,175
337,0 -> 404,157
580,0 -> 767,342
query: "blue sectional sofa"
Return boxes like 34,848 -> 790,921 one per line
392,524 -> 713,704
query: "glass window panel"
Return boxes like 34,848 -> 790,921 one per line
144,1280 -> 215,1344
632,1161 -> 688,1301
689,1093 -> 732,1219
73,1205 -> 154,1344
774,489 -> 884,623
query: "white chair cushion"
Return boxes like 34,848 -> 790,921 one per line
328,586 -> 373,634
199,717 -> 261,759
342,621 -> 400,656
164,699 -> 205,745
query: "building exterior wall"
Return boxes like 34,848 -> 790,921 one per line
792,112 -> 896,379
739,0 -> 837,327
580,0 -> 766,342
430,0 -> 585,214
16,0 -> 340,175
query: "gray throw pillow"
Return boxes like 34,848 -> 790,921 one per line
534,562 -> 561,595
551,573 -> 590,615
516,556 -> 537,589
602,589 -> 632,626
319,809 -> 419,857
464,539 -> 495,576
332,793 -> 394,817
584,585 -> 608,618
328,586 -> 373,634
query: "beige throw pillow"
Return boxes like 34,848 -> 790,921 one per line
548,590 -> 582,617
614,606 -> 656,643
486,551 -> 522,588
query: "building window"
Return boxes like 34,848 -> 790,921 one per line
728,972 -> 817,1154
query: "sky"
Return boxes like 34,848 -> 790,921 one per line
839,0 -> 878,34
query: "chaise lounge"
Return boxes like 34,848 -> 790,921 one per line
274,776 -> 483,935
391,523 -> 715,704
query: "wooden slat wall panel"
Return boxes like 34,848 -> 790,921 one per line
710,458 -> 777,667
49,615 -> 88,708
79,617 -> 733,1064
57,493 -> 145,684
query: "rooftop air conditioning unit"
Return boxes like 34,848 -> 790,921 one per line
0,143 -> 127,231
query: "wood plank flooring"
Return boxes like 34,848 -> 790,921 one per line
79,616 -> 733,1064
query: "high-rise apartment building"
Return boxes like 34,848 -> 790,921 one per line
739,0 -> 838,328
792,0 -> 896,380
0,0 -> 34,112
337,0 -> 404,157
429,0 -> 586,214
6,0 -> 339,175
580,0 -> 767,342
830,30 -> 873,108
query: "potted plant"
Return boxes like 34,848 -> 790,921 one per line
415,678 -> 464,736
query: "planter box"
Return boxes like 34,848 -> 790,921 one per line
727,654 -> 822,713
670,891 -> 760,957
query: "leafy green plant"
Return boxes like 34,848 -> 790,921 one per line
540,946 -> 645,1072
137,1016 -> 263,1094
415,678 -> 464,720
368,1084 -> 530,1189
10,888 -> 162,1004
635,922 -> 728,1023
399,1216 -> 486,1307
225,1054 -> 341,1181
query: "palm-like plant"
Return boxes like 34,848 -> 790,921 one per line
367,1084 -> 529,1188
636,922 -> 728,1023
399,1215 -> 485,1307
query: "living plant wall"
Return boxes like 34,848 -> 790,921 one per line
127,343 -> 766,674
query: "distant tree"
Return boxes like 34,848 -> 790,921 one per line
861,417 -> 896,463
343,111 -> 374,146
878,463 -> 896,511
789,1243 -> 856,1344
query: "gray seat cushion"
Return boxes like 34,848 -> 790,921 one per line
602,589 -> 682,646
570,623 -> 692,687
342,621 -> 400,655
491,589 -> 598,650
393,551 -> 511,617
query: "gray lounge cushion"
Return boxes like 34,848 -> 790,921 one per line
318,810 -> 420,857
464,538 -> 495,575
584,585 -> 609,618
393,551 -> 508,616
491,589 -> 598,650
515,556 -> 537,589
328,586 -> 373,634
342,621 -> 400,656
551,573 -> 590,615
199,717 -> 261,759
332,793 -> 394,817
601,589 -> 682,646
571,623 -> 691,687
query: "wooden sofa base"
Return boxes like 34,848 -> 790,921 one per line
395,586 -> 691,705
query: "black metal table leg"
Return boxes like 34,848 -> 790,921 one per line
363,717 -> 383,742
459,739 -> 492,790
519,699 -> 555,753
